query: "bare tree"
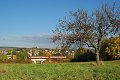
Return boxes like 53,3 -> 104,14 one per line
52,3 -> 120,65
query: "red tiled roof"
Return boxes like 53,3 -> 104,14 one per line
29,56 -> 66,59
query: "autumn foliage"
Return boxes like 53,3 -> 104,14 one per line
100,37 -> 120,60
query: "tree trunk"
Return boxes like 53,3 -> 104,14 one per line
96,49 -> 100,65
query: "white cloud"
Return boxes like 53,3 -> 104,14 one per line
0,33 -> 56,48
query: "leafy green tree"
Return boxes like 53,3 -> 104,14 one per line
16,49 -> 28,61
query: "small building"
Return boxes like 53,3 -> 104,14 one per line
7,55 -> 16,59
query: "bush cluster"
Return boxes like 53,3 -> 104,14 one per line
0,49 -> 32,63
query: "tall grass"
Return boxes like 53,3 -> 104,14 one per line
0,61 -> 120,80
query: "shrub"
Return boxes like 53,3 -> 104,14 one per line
0,54 -> 8,62
71,48 -> 96,62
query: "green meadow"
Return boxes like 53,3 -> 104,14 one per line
0,61 -> 120,80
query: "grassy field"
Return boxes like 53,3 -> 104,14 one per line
0,61 -> 120,80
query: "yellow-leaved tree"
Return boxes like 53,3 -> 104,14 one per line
101,37 -> 120,60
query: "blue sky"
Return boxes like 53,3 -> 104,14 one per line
0,0 -> 119,48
